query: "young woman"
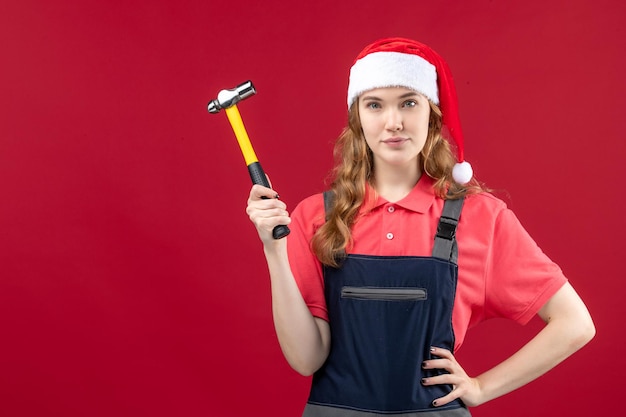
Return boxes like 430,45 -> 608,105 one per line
246,38 -> 595,416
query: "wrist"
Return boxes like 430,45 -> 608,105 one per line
263,237 -> 287,258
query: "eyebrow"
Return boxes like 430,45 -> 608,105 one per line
360,91 -> 421,101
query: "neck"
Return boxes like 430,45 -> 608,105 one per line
373,163 -> 422,202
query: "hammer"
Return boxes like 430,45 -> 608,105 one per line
208,80 -> 290,239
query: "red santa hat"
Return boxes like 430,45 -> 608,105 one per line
347,37 -> 473,184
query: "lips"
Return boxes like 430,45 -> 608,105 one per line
382,137 -> 409,144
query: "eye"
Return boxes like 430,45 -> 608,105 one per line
366,102 -> 381,109
403,99 -> 417,108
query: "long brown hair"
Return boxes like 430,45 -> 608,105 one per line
311,100 -> 485,267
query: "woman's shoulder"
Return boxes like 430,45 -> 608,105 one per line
457,190 -> 510,227
463,190 -> 508,212
294,192 -> 325,210
292,192 -> 326,222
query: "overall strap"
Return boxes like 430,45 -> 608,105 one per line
323,190 -> 334,221
322,191 -> 465,263
432,197 -> 465,264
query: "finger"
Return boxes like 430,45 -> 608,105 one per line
421,373 -> 462,387
422,346 -> 456,371
247,199 -> 291,223
429,346 -> 454,359
250,213 -> 292,240
431,390 -> 462,408
252,214 -> 292,232
422,358 -> 454,372
247,194 -> 288,214
248,206 -> 290,220
249,184 -> 279,201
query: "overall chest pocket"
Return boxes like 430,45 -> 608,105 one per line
341,286 -> 427,301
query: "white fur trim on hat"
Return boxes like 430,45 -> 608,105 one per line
347,51 -> 439,109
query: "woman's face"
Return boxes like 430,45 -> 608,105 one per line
358,87 -> 431,171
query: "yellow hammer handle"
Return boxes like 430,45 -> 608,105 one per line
224,105 -> 258,166
221,101 -> 290,239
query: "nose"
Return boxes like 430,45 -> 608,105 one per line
384,108 -> 403,131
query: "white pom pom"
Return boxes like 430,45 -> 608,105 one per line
452,161 -> 473,184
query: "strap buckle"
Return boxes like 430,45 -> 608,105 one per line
436,217 -> 458,240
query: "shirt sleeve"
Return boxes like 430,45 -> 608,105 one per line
484,208 -> 568,324
286,194 -> 329,321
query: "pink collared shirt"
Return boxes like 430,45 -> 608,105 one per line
287,175 -> 567,350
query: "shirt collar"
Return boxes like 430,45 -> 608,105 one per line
362,174 -> 436,214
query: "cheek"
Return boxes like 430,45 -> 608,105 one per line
413,114 -> 431,137
359,116 -> 377,140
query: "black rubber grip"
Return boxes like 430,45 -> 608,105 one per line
248,161 -> 271,188
248,162 -> 290,239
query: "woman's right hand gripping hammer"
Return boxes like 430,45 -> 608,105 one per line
246,183 -> 291,246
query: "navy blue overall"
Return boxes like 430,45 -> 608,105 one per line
303,193 -> 471,417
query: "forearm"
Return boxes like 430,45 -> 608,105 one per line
264,241 -> 330,376
474,317 -> 591,404
473,284 -> 595,406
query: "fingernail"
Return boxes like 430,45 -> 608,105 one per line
432,400 -> 438,406
274,193 -> 280,199
421,378 -> 427,384
430,346 -> 436,352
422,361 -> 427,368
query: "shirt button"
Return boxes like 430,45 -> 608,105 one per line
386,232 -> 394,240
387,206 -> 395,213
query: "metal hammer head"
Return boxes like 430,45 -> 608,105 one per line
207,80 -> 256,114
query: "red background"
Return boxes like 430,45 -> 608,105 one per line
1,1 -> 624,416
